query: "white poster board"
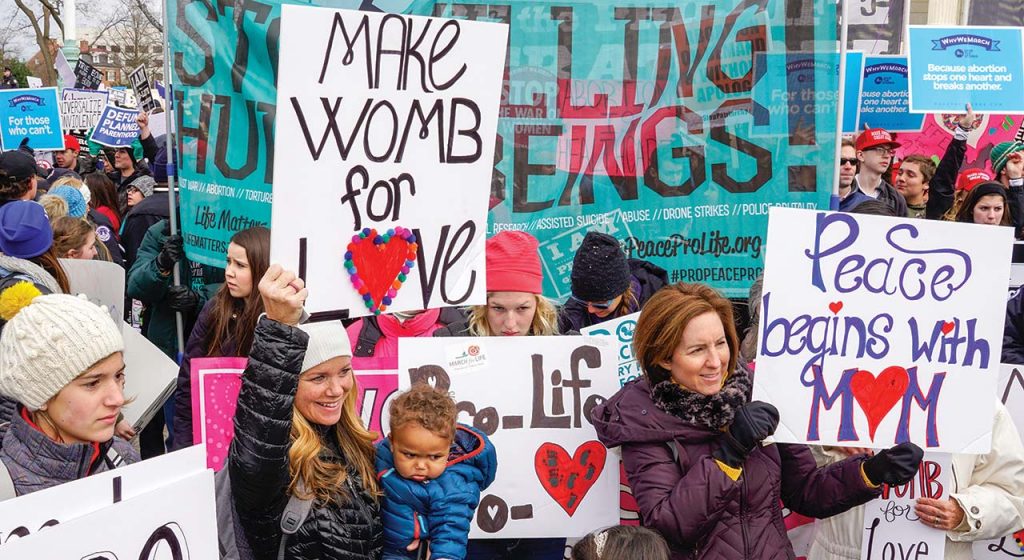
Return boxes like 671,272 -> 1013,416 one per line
581,312 -> 640,387
271,7 -> 507,317
0,445 -> 205,548
753,208 -> 1012,453
0,469 -> 217,559
973,364 -> 1024,558
860,453 -> 952,560
60,88 -> 110,132
122,322 -> 179,431
25,77 -> 42,88
398,336 -> 619,539
61,258 -> 125,323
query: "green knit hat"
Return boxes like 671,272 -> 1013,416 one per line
991,140 -> 1024,178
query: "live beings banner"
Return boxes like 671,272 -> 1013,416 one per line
753,208 -> 1013,453
270,7 -> 506,317
908,26 -> 1024,114
399,336 -> 620,538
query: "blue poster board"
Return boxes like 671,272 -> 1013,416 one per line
908,25 -> 1024,113
89,105 -> 140,148
858,55 -> 925,133
0,87 -> 64,151
844,51 -> 864,133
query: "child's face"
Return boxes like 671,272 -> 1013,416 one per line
390,423 -> 452,482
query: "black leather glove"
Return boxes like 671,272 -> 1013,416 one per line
166,285 -> 199,313
713,401 -> 780,468
863,442 -> 923,486
156,234 -> 184,274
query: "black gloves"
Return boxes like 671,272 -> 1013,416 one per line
166,285 -> 199,313
156,234 -> 184,274
714,401 -> 780,468
863,442 -> 923,486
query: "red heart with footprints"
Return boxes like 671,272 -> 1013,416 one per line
828,301 -> 843,315
850,366 -> 910,440
941,321 -> 955,335
534,441 -> 606,516
345,228 -> 418,315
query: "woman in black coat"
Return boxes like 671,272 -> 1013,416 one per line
229,265 -> 382,560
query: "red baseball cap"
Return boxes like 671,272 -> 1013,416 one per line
856,128 -> 901,151
63,134 -> 81,152
955,168 -> 992,192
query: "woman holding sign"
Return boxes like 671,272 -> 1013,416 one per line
593,283 -> 924,560
227,265 -> 382,559
0,294 -> 138,497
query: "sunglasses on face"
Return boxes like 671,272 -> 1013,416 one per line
572,295 -> 617,310
840,158 -> 858,166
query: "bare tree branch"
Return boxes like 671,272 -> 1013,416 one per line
134,0 -> 162,33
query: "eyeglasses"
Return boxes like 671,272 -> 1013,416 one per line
572,295 -> 617,310
868,146 -> 893,156
840,158 -> 858,166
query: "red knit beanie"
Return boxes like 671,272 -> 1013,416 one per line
486,231 -> 542,294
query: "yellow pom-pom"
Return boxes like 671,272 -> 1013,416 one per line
0,282 -> 43,321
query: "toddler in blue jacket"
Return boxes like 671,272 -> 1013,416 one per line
376,383 -> 497,560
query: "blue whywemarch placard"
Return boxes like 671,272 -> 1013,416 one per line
844,51 -> 864,133
908,25 -> 1024,113
858,55 -> 925,132
89,105 -> 140,148
0,87 -> 64,151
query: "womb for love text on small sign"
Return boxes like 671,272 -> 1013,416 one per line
753,208 -> 1012,453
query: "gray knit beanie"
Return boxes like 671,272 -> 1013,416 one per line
297,321 -> 351,373
0,294 -> 124,410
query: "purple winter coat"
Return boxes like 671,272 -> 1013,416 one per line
592,379 -> 881,560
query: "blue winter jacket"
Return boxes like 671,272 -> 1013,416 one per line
375,424 -> 497,560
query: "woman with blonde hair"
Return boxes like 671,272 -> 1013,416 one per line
39,194 -> 68,222
227,265 -> 381,559
434,230 -> 559,337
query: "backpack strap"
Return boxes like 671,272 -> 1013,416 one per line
0,458 -> 16,501
276,479 -> 314,560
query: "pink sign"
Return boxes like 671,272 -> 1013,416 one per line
190,356 -> 400,470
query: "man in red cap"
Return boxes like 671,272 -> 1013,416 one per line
852,127 -> 908,217
50,134 -> 89,182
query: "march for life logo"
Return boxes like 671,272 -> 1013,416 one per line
752,208 -> 1012,453
445,341 -> 489,373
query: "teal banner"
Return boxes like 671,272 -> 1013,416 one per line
168,0 -> 839,298
166,0 -> 431,266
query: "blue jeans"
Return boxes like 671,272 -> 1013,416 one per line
465,538 -> 567,560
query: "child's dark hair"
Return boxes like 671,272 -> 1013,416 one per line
572,526 -> 670,560
388,383 -> 457,440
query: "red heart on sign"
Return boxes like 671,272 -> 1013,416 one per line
535,441 -> 606,516
828,301 -> 844,315
851,366 -> 910,440
346,228 -> 418,315
941,321 -> 955,335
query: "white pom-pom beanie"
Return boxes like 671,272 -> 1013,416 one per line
297,321 -> 351,373
0,294 -> 124,410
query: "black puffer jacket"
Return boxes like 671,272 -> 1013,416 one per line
229,317 -> 383,560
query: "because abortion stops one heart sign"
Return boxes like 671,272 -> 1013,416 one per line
752,208 -> 1013,453
270,6 -> 507,318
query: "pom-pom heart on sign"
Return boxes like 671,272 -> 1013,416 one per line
344,227 -> 418,315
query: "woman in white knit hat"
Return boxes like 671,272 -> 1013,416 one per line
224,264 -> 382,559
0,294 -> 139,497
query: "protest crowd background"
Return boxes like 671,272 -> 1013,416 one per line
0,0 -> 1023,559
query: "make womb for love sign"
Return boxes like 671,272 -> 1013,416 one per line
753,208 -> 1012,452
399,336 -> 619,538
270,7 -> 508,319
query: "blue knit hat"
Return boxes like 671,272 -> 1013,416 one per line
50,185 -> 87,218
0,201 -> 53,259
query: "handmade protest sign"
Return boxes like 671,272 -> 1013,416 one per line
399,336 -> 619,538
25,76 -> 41,88
127,64 -> 160,112
753,208 -> 1013,452
858,55 -> 925,132
581,312 -> 640,387
860,454 -> 951,560
908,26 -> 1024,114
191,357 -> 246,471
0,87 -> 63,151
74,59 -> 103,90
89,104 -> 140,148
122,324 -> 179,431
60,88 -> 109,132
0,470 -> 217,559
0,445 -> 206,548
270,7 -> 506,318
352,356 -> 399,440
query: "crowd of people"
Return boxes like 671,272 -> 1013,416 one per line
0,97 -> 1021,560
